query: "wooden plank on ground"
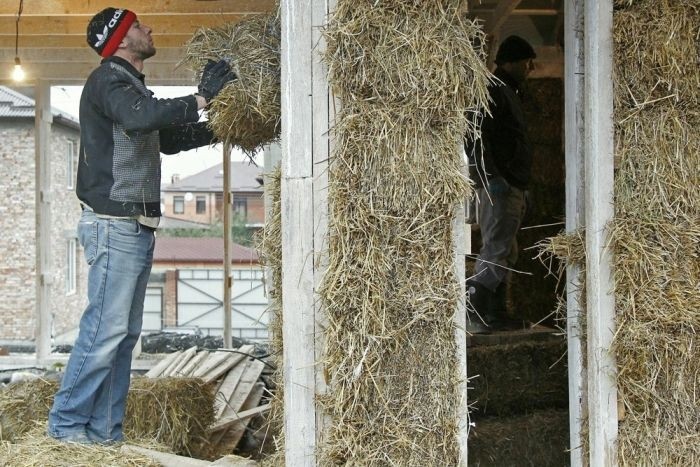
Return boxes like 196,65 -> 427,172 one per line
210,358 -> 266,445
168,346 -> 198,377
216,382 -> 266,453
202,345 -> 256,384
121,445 -> 211,466
161,350 -> 194,377
191,351 -> 232,379
178,350 -> 210,377
208,403 -> 270,433
145,350 -> 182,378
214,357 -> 251,418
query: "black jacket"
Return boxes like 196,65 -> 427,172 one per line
76,56 -> 214,217
466,67 -> 532,190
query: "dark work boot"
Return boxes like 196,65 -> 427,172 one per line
490,281 -> 525,331
466,280 -> 493,333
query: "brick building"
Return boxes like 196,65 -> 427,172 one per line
161,162 -> 264,228
0,86 -> 85,345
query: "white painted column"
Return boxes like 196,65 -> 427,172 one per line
35,80 -> 53,364
311,0 -> 333,447
564,1 -> 586,465
223,144 -> 233,349
453,178 -> 469,466
584,0 -> 618,465
281,0 -> 317,465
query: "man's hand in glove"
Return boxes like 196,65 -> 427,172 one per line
197,59 -> 237,102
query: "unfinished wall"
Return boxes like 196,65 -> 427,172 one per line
612,0 -> 700,464
319,1 -> 490,464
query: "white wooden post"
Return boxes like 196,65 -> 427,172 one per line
454,177 -> 469,466
312,0 -> 334,445
584,0 -> 618,465
223,144 -> 233,349
564,1 -> 586,465
281,0 -> 317,465
35,80 -> 52,364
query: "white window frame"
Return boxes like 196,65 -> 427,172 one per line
66,238 -> 77,295
173,195 -> 185,214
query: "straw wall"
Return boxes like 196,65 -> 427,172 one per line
319,1 -> 490,464
255,165 -> 284,465
542,1 -> 699,464
612,0 -> 700,463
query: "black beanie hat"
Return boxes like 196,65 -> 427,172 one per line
86,7 -> 137,57
495,35 -> 536,65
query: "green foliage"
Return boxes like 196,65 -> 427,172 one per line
159,214 -> 254,247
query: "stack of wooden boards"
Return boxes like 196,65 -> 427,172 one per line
144,345 -> 270,454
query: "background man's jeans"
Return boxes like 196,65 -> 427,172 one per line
472,184 -> 526,292
48,210 -> 155,443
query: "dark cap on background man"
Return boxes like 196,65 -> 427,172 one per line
495,35 -> 536,65
86,7 -> 137,57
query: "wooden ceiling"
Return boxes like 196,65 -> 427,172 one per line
0,0 -> 561,86
0,0 -> 276,85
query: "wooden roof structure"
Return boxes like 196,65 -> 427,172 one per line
0,0 -> 277,85
0,0 -> 563,86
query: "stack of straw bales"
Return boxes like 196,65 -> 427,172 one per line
541,0 -> 699,464
612,0 -> 700,464
319,1 -> 490,464
253,165 -> 284,463
182,10 -> 281,154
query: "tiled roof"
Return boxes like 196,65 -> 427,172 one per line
0,86 -> 79,128
163,161 -> 263,193
153,237 -> 259,264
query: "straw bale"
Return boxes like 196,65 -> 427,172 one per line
125,377 -> 216,458
319,2 -> 490,464
613,0 -> 700,112
253,165 -> 284,465
468,339 -> 568,418
536,1 -> 700,463
182,10 -> 281,155
468,409 -> 570,467
0,379 -> 57,442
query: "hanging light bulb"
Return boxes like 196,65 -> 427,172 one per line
12,56 -> 25,82
12,0 -> 25,81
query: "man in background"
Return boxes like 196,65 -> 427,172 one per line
465,35 -> 536,333
48,7 -> 234,443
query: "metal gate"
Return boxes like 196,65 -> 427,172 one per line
176,268 -> 268,342
143,286 -> 163,333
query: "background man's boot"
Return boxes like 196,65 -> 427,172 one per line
466,280 -> 493,333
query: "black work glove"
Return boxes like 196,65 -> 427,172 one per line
198,59 -> 237,102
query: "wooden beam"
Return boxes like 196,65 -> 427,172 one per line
0,0 -> 276,15
281,0 -> 317,462
312,0 -> 332,448
208,403 -> 271,433
0,34 -> 192,48
0,47 -> 187,63
0,61 -> 197,86
0,14 -> 245,36
454,165 -> 469,466
223,144 -> 233,349
564,0 -> 586,466
583,0 -> 618,465
34,80 -> 52,365
483,0 -> 523,35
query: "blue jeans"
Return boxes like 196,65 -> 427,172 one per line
48,210 -> 155,443
473,184 -> 526,292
